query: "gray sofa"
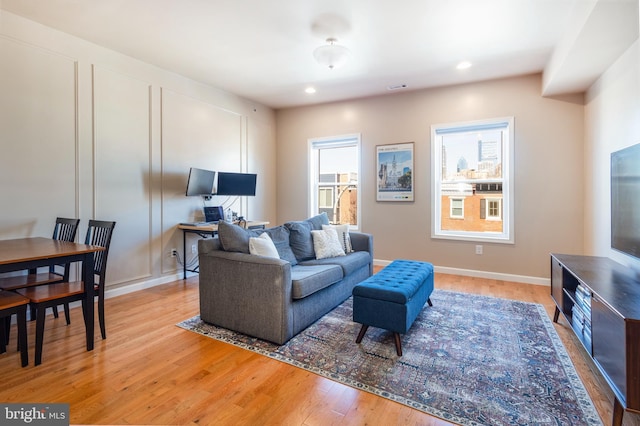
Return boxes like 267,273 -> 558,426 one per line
198,214 -> 373,345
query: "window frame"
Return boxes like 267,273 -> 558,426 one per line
431,117 -> 514,243
308,134 -> 361,229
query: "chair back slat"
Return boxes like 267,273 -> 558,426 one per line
84,220 -> 116,284
52,218 -> 80,242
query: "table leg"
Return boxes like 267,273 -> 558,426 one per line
83,252 -> 95,351
183,230 -> 187,280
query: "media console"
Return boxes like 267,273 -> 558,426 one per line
550,254 -> 640,426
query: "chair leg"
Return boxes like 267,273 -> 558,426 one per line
17,307 -> 28,367
34,304 -> 47,366
3,316 -> 9,345
98,297 -> 106,339
63,303 -> 71,325
0,318 -> 6,354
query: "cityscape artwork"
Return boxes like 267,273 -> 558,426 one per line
376,142 -> 414,202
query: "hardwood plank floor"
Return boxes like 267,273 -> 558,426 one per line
1,272 -> 639,425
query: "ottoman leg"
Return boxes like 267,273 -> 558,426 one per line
394,333 -> 403,356
355,324 -> 369,344
427,297 -> 433,307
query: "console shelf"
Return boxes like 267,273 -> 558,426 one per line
551,254 -> 640,426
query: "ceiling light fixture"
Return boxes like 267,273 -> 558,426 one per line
305,87 -> 317,94
313,38 -> 350,70
456,61 -> 472,70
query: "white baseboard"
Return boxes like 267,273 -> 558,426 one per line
59,273 -> 186,310
104,273 -> 185,299
373,259 -> 550,286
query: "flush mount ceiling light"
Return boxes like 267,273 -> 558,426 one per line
313,38 -> 350,70
456,61 -> 472,70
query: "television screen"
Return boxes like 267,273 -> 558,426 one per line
611,143 -> 640,259
185,168 -> 215,196
216,172 -> 257,196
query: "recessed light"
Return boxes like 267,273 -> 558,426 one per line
305,87 -> 317,94
456,61 -> 472,70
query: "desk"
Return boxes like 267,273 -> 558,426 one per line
0,237 -> 104,352
178,221 -> 268,279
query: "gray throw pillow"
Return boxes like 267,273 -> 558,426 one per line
217,220 -> 254,253
285,220 -> 315,261
307,212 -> 330,230
263,226 -> 298,266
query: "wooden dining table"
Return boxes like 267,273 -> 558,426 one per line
0,237 -> 105,352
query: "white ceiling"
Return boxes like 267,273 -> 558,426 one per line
1,0 -> 638,109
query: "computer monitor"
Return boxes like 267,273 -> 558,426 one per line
185,168 -> 215,196
216,172 -> 257,196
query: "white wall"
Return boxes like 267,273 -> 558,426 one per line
0,11 -> 277,289
584,38 -> 640,271
276,74 -> 585,280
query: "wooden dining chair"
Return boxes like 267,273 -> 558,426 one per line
0,290 -> 29,367
17,220 -> 116,365
0,217 -> 81,293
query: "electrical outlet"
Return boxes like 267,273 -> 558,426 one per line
171,248 -> 177,257
475,245 -> 483,255
191,244 -> 197,254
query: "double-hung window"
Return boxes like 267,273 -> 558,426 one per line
309,134 -> 360,228
431,117 -> 514,243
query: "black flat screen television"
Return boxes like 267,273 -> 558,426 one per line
611,143 -> 640,260
216,172 -> 257,196
185,167 -> 215,196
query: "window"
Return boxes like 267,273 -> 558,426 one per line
309,134 -> 360,228
486,199 -> 501,220
431,117 -> 514,243
318,188 -> 333,208
450,198 -> 464,218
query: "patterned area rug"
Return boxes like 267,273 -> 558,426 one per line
177,290 -> 602,426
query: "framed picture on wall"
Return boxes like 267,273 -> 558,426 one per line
376,142 -> 414,201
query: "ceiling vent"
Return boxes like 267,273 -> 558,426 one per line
387,84 -> 408,91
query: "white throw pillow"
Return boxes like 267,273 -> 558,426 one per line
311,228 -> 346,260
322,224 -> 353,253
248,232 -> 279,259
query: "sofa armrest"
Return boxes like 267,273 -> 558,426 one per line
198,246 -> 294,344
350,231 -> 373,275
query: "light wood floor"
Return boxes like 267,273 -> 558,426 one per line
1,272 -> 639,426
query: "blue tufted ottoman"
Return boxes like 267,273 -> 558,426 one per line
352,259 -> 434,356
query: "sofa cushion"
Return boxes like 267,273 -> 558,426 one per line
262,226 -> 297,266
291,264 -> 343,299
311,228 -> 345,260
299,251 -> 371,276
249,233 -> 279,259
